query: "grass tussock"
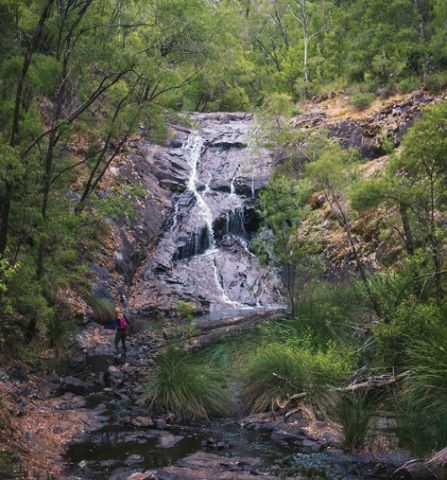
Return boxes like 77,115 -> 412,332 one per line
145,346 -> 232,420
334,391 -> 378,452
241,342 -> 353,413
398,319 -> 447,451
84,296 -> 114,325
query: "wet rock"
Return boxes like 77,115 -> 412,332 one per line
154,418 -> 167,430
107,365 -> 125,385
59,376 -> 94,395
68,354 -> 88,372
49,392 -> 87,410
125,416 -> 154,428
158,432 -> 184,448
127,473 -> 158,480
125,454 -> 144,466
294,450 -> 403,480
7,367 -> 29,383
201,437 -> 232,451
151,451 -> 278,480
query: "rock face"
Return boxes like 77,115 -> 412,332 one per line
128,112 -> 284,317
293,91 -> 440,159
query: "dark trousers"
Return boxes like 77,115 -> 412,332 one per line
114,329 -> 127,354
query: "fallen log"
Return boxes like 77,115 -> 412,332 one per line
393,459 -> 437,480
337,371 -> 409,393
426,447 -> 447,480
393,447 -> 447,480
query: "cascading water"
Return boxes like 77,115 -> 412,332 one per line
139,112 -> 284,316
181,130 -> 252,309
184,133 -> 216,250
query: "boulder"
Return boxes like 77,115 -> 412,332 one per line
59,376 -> 94,395
126,416 -> 154,428
157,432 -> 184,448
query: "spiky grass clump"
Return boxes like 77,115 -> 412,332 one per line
145,347 -> 232,421
334,391 -> 377,452
401,320 -> 447,450
84,295 -> 114,325
241,342 -> 353,412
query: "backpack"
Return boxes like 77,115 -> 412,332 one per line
118,314 -> 128,331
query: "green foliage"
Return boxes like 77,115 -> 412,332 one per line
145,346 -> 232,420
0,451 -> 18,480
0,259 -> 16,316
241,342 -> 354,413
350,92 -> 376,111
287,281 -> 366,346
175,300 -> 197,338
305,144 -> 360,193
396,76 -> 419,94
334,391 -> 378,452
424,71 -> 447,92
85,296 -> 114,326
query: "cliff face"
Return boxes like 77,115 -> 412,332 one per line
90,113 -> 284,319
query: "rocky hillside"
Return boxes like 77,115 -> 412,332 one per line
288,90 -> 447,278
83,91 -> 446,321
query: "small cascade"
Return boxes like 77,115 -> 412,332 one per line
207,249 -> 252,310
226,207 -> 246,238
170,200 -> 180,231
185,133 -> 215,249
181,131 -> 254,309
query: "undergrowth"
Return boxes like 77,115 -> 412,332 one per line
241,341 -> 354,413
145,346 -> 232,420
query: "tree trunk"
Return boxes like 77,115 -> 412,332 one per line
399,203 -> 414,256
327,189 -> 381,318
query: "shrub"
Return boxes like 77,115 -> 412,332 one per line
406,320 -> 447,430
396,76 -> 419,94
394,397 -> 447,455
372,300 -> 444,368
0,451 -> 18,479
334,391 -> 378,452
424,71 -> 447,92
84,296 -> 114,325
241,342 -> 353,412
384,318 -> 447,452
350,92 -> 376,111
145,347 -> 232,420
45,307 -> 73,356
286,281 -> 364,346
175,301 -> 197,338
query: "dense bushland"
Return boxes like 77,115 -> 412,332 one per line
2,0 -> 447,358
253,101 -> 447,453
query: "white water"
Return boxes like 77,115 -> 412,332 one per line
184,131 -> 253,310
185,133 -> 216,249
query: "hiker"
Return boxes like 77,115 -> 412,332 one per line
113,306 -> 129,357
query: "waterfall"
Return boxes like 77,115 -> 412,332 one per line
144,113 -> 285,315
182,131 -> 252,309
185,133 -> 216,250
